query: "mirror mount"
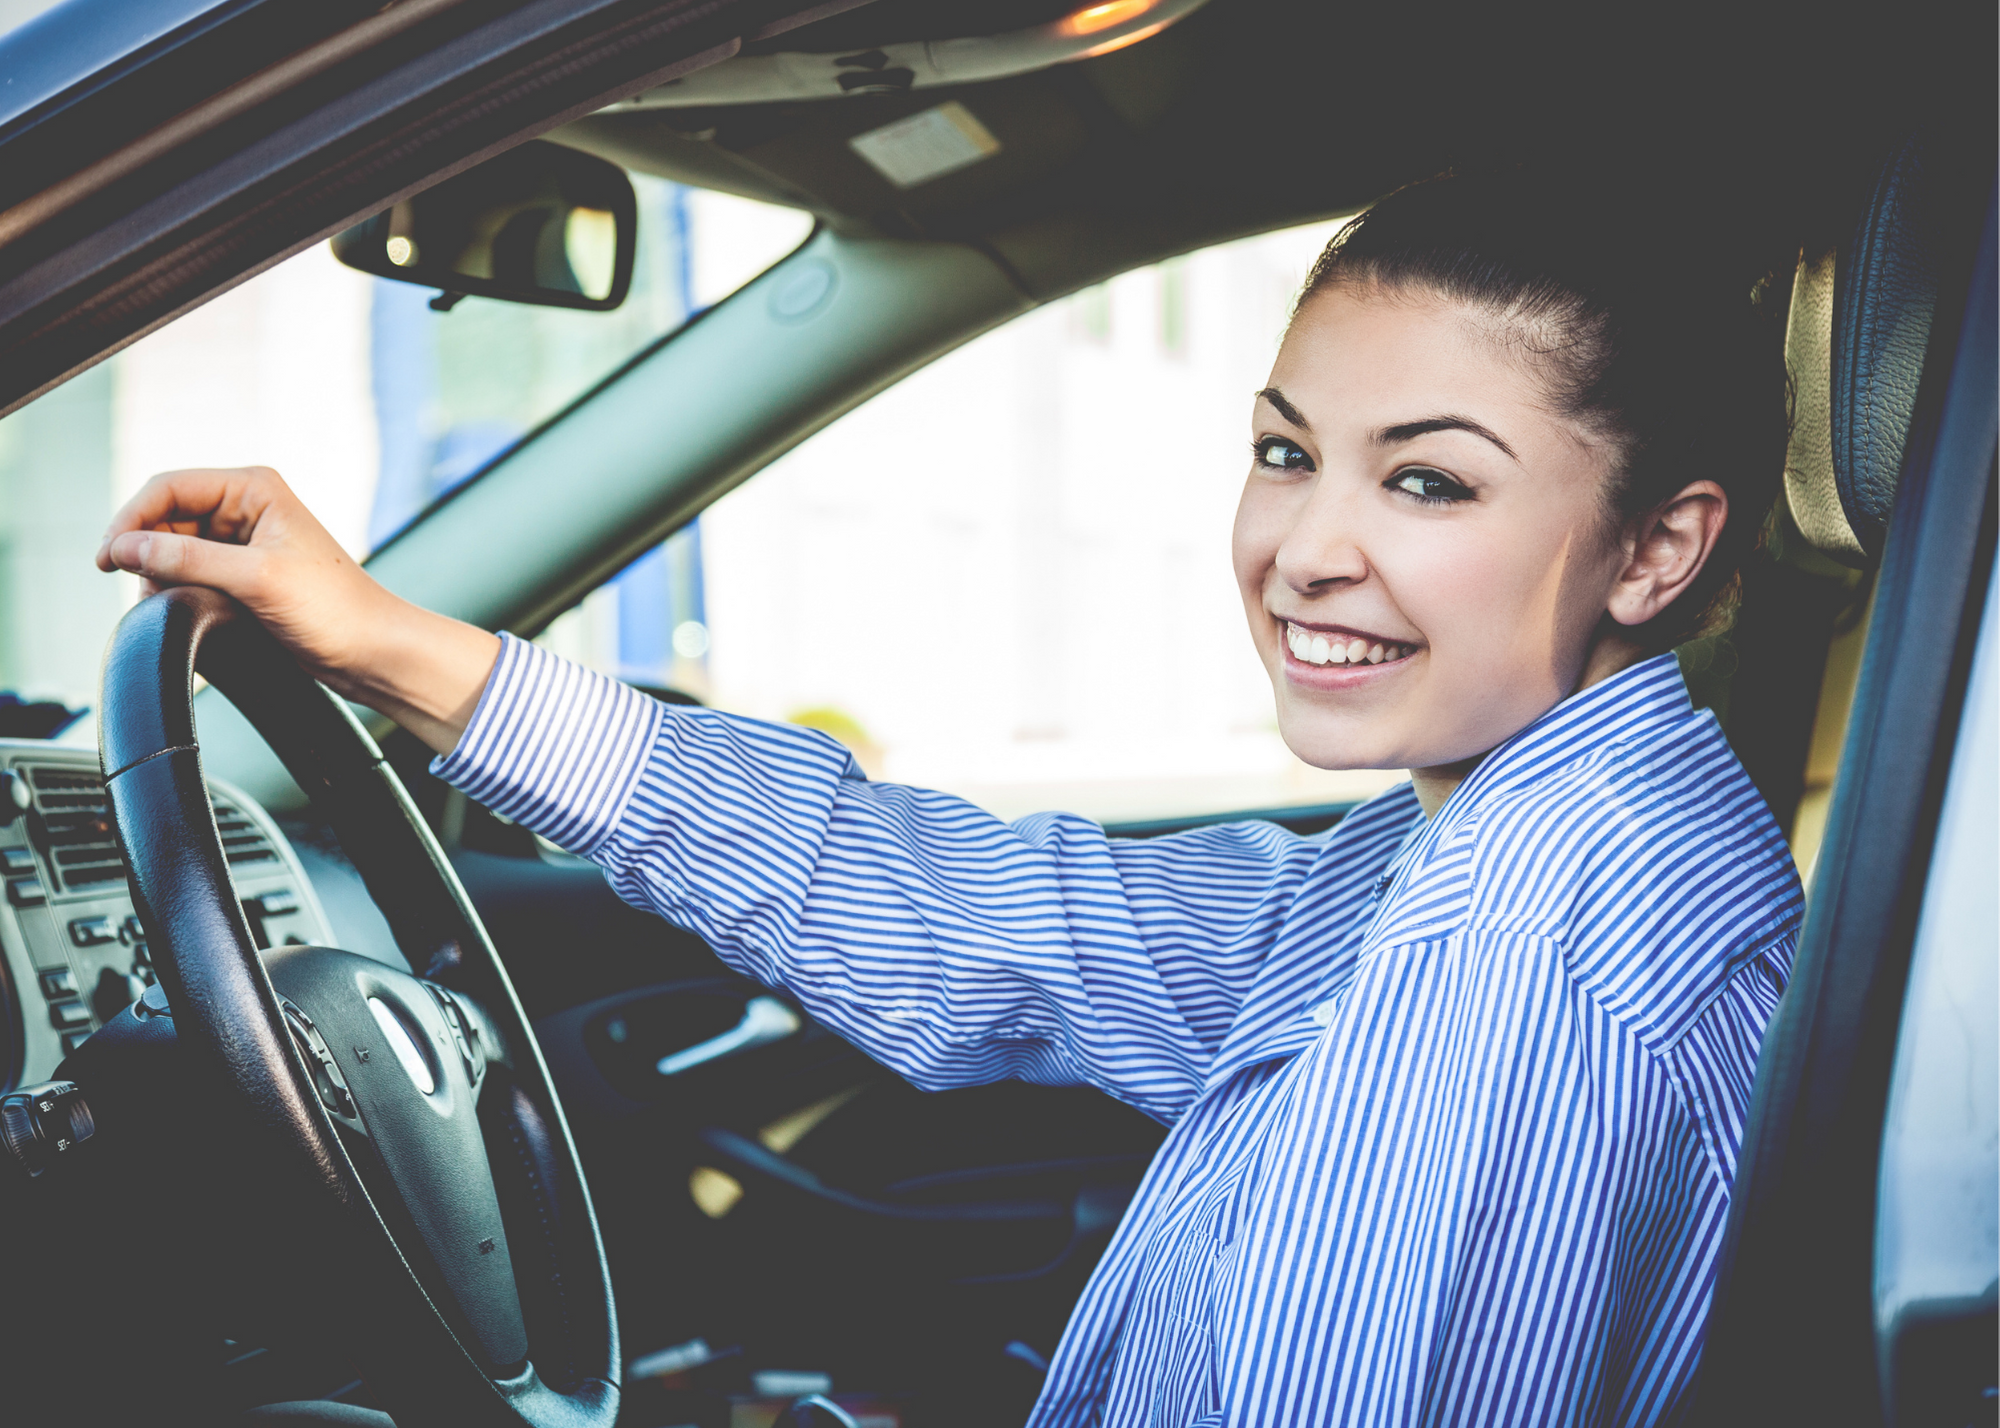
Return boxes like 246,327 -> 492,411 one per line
333,140 -> 638,311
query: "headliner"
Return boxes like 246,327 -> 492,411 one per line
555,0 -> 1991,301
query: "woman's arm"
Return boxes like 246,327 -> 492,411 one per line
441,637 -> 1326,1121
96,466 -> 1327,1117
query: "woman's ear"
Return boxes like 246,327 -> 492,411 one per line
1606,480 -> 1728,627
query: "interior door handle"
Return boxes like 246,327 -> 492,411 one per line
657,996 -> 801,1075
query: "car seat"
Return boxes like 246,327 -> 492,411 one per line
1695,124 -> 1997,1425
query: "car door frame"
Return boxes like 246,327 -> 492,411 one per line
0,0 -> 847,417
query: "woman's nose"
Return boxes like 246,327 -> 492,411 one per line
1273,486 -> 1368,592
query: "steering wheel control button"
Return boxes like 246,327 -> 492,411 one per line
367,997 -> 436,1096
0,1081 -> 96,1177
6,875 -> 45,906
423,983 -> 483,1088
38,969 -> 77,1000
47,1001 -> 89,1030
59,1031 -> 91,1056
281,1000 -> 366,1134
1,846 -> 34,872
67,916 -> 116,946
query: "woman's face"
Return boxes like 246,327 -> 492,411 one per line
1233,282 -> 1631,774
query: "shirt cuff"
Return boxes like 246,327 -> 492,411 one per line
431,633 -> 664,855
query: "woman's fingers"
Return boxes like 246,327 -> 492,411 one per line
97,462 -> 351,652
95,466 -> 286,570
102,528 -> 267,602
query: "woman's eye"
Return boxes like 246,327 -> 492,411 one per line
1388,466 -> 1474,504
1253,437 -> 1313,472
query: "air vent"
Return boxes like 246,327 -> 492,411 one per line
26,767 -> 125,891
22,767 -> 277,892
211,800 -> 277,868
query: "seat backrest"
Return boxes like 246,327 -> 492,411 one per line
1697,116 -> 1997,1423
1782,135 -> 1944,564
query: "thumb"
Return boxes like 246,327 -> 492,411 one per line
105,529 -> 267,601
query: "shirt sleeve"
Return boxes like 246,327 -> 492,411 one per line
434,635 -> 1325,1120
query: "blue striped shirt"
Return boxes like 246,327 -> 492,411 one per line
436,639 -> 1803,1426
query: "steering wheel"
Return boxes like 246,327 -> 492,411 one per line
98,587 -> 619,1428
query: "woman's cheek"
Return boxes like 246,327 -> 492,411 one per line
1231,480 -> 1280,577
1396,536 -> 1540,723
1376,524 -> 1490,642
1230,480 -> 1295,617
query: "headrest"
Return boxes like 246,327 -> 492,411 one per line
1783,136 -> 1941,565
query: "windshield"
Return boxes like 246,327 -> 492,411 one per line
0,175 -> 812,735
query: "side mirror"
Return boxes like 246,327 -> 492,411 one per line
331,140 -> 637,311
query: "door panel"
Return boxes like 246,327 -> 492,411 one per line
529,968 -> 1167,1420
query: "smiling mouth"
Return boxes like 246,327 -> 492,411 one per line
1283,621 -> 1419,668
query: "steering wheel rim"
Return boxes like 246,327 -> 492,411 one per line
99,586 -> 619,1428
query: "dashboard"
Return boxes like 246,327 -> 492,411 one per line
0,739 -> 333,1088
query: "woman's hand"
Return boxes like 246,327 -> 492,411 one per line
97,466 -> 500,755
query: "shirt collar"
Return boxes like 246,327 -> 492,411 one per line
1429,652 -> 1692,835
1342,653 -> 1695,950
1285,653 -> 1797,1059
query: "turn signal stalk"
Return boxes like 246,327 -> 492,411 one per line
0,1081 -> 95,1178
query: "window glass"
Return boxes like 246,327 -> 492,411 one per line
0,177 -> 811,735
540,219 -> 1406,824
0,0 -> 62,44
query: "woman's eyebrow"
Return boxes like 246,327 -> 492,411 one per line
1254,387 -> 1311,431
1374,415 -> 1520,462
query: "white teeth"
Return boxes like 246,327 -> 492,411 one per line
1285,623 -> 1418,667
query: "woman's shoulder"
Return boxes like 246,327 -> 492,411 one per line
1460,712 -> 1804,1049
1470,707 -> 1790,882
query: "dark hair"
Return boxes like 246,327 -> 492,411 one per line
1297,172 -> 1789,649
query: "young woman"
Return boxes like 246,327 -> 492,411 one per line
99,174 -> 1801,1426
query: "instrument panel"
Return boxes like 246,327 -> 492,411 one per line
0,740 -> 332,1088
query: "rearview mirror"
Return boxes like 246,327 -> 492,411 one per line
331,140 -> 637,311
